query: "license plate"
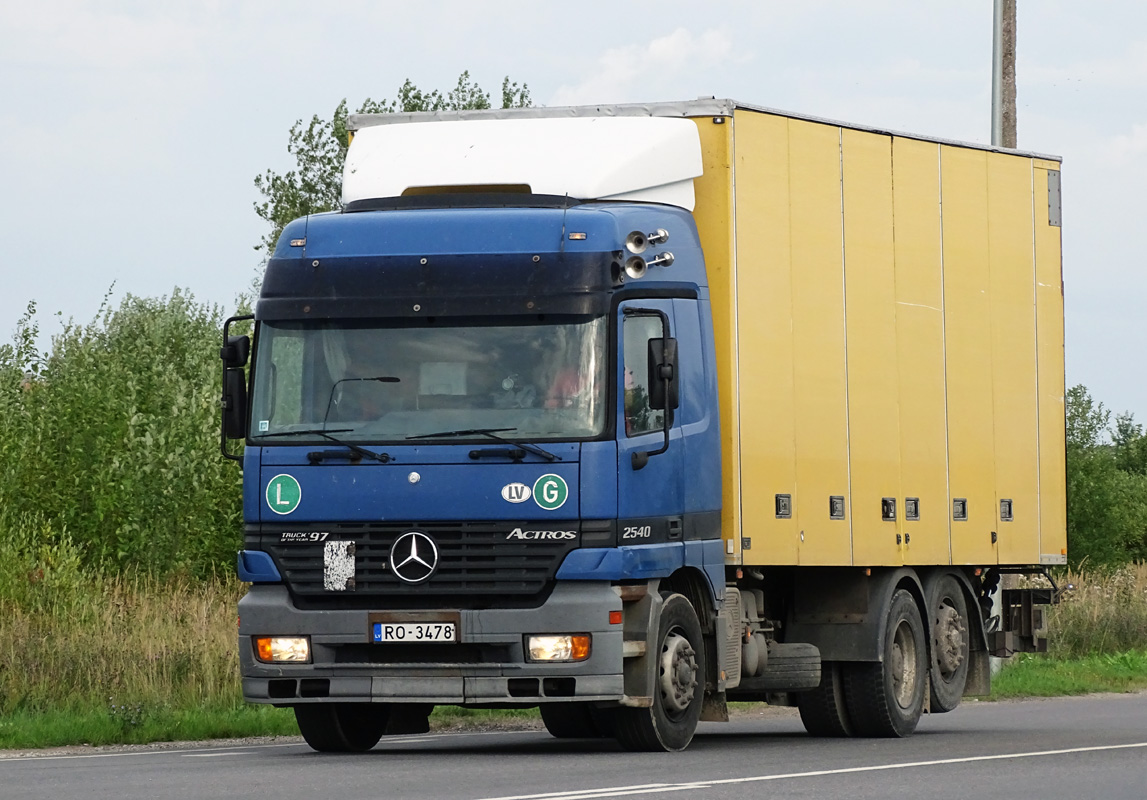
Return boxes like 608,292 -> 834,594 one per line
373,622 -> 456,643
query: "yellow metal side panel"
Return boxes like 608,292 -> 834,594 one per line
941,147 -> 998,564
988,153 -> 1041,565
1033,167 -> 1068,563
841,130 -> 902,566
788,120 -> 851,566
732,111 -> 799,565
891,138 -> 951,566
688,116 -> 740,562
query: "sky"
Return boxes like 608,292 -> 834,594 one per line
1,1 -> 1144,419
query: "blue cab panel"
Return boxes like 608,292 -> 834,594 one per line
557,540 -> 725,602
256,445 -> 580,523
238,550 -> 281,583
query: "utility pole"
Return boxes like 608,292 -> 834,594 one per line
990,9 -> 1017,680
992,0 -> 1018,148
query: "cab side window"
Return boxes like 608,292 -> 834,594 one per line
623,316 -> 664,437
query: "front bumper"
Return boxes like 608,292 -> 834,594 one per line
238,582 -> 625,705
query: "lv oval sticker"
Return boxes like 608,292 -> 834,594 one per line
501,483 -> 532,503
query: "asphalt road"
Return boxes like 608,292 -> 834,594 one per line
3,694 -> 1146,800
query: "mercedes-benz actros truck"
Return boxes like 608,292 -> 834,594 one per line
222,99 -> 1065,752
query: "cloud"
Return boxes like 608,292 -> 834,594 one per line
549,27 -> 742,106
1103,122 -> 1147,165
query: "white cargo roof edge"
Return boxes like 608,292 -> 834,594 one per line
348,98 -> 1062,163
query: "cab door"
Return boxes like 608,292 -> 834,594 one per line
616,300 -> 685,545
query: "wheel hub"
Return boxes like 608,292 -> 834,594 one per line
935,604 -> 967,675
890,620 -> 918,709
659,630 -> 698,714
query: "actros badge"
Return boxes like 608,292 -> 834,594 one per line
389,531 -> 439,584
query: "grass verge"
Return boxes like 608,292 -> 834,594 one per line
0,562 -> 1143,749
0,705 -> 298,750
990,649 -> 1147,699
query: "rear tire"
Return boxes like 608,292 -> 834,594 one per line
294,703 -> 387,752
797,661 -> 854,737
926,574 -> 971,713
844,589 -> 926,738
540,703 -> 610,739
613,593 -> 705,752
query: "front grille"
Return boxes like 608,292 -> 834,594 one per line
254,521 -> 579,610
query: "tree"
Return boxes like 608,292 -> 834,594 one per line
1065,385 -> 1147,566
253,73 -> 531,256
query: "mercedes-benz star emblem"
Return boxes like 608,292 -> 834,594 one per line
389,531 -> 439,584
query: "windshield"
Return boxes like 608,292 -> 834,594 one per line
249,317 -> 607,442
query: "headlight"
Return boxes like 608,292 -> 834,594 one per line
526,634 -> 591,662
254,636 -> 310,663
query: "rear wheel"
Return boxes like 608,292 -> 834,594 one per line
797,661 -> 854,737
613,593 -> 705,752
927,575 -> 971,713
294,703 -> 387,752
844,589 -> 926,738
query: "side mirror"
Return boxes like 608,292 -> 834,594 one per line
647,337 -> 679,411
219,316 -> 254,460
222,367 -> 248,440
221,335 -> 250,368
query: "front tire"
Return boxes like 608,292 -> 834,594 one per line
294,703 -> 387,752
613,593 -> 705,752
844,589 -> 926,738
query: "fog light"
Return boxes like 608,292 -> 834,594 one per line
526,634 -> 591,662
255,636 -> 310,663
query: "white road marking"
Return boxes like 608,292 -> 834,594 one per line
183,752 -> 253,758
0,729 -> 519,764
472,741 -> 1147,800
0,745 -> 295,763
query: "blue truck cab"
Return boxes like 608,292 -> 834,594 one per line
225,156 -> 727,750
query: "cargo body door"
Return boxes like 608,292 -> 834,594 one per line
616,300 -> 685,543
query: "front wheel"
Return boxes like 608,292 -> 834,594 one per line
613,593 -> 705,752
294,703 -> 387,752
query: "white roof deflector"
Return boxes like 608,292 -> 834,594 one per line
342,116 -> 704,210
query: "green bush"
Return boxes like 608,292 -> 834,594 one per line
0,291 -> 244,577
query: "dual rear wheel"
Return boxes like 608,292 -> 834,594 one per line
799,585 -> 966,739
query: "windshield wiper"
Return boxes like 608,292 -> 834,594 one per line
406,428 -> 560,462
256,428 -> 392,463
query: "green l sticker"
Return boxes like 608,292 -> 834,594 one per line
533,474 -> 568,511
266,474 -> 302,515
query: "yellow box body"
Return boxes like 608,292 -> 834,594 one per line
688,105 -> 1066,568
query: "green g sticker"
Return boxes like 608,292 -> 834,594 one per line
266,474 -> 302,515
533,474 -> 568,511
